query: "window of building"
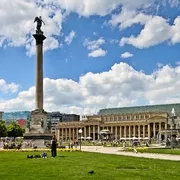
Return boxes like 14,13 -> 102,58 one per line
145,114 -> 149,119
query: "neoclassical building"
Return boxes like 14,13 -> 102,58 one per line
55,104 -> 180,141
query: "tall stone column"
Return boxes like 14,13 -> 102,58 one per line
138,125 -> 140,138
153,123 -> 156,138
33,34 -> 46,110
73,128 -> 75,140
62,128 -> 64,140
84,127 -> 86,139
124,126 -> 127,138
93,126 -> 95,141
65,128 -> 67,141
159,122 -> 162,142
120,126 -> 122,139
57,129 -> 60,141
148,124 -> 151,139
129,126 -> 131,138
115,126 -> 117,140
133,125 -> 136,137
143,125 -> 145,138
98,126 -> 100,140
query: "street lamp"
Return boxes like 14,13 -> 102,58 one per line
78,129 -> 82,151
170,108 -> 177,149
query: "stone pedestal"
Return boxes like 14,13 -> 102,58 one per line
24,109 -> 52,146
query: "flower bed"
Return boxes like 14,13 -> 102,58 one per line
0,148 -> 81,152
122,147 -> 148,152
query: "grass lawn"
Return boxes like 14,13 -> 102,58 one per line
124,147 -> 180,155
140,148 -> 180,155
0,151 -> 180,180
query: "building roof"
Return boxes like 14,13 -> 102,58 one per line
98,103 -> 180,116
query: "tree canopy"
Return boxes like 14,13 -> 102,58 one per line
0,120 -> 7,137
6,121 -> 25,137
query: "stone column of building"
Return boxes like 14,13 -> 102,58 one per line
65,128 -> 67,141
143,125 -> 145,138
69,128 -> 71,140
76,127 -> 78,139
148,124 -> 151,139
89,126 -> 91,137
120,126 -> 122,139
73,128 -> 75,140
124,126 -> 127,138
111,126 -> 113,134
128,126 -> 131,138
93,126 -> 95,141
133,125 -> 136,137
84,126 -> 86,140
57,129 -> 60,141
165,123 -> 167,129
98,126 -> 100,140
115,126 -> 117,140
62,128 -> 64,140
165,123 -> 168,140
153,123 -> 156,139
138,125 -> 141,138
159,122 -> 162,142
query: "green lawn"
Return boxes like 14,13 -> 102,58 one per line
124,147 -> 180,155
0,151 -> 180,180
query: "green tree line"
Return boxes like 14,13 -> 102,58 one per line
0,120 -> 25,138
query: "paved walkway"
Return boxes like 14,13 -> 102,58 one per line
82,146 -> 180,161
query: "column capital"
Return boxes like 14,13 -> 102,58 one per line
33,34 -> 46,45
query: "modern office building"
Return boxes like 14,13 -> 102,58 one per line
55,103 -> 180,141
48,112 -> 80,133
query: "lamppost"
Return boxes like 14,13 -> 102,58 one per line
170,108 -> 177,149
78,129 -> 82,151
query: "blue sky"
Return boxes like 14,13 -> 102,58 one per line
1,0 -> 180,114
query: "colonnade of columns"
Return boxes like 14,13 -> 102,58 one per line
56,122 -> 166,141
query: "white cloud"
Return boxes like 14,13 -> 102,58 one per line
88,48 -> 107,57
84,37 -> 105,50
119,15 -> 180,48
109,39 -> 119,44
2,62 -> 180,114
108,7 -> 152,30
0,79 -> 19,93
53,0 -> 152,16
121,52 -> 133,58
64,30 -> 76,45
156,63 -> 164,68
1,0 -> 179,54
0,0 -> 63,55
84,37 -> 107,57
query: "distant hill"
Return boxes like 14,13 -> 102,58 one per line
3,111 -> 31,120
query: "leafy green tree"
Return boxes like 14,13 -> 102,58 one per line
6,121 -> 25,138
0,120 -> 7,137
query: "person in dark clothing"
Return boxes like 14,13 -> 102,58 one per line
51,135 -> 57,157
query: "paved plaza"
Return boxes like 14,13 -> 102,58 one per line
82,146 -> 180,161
